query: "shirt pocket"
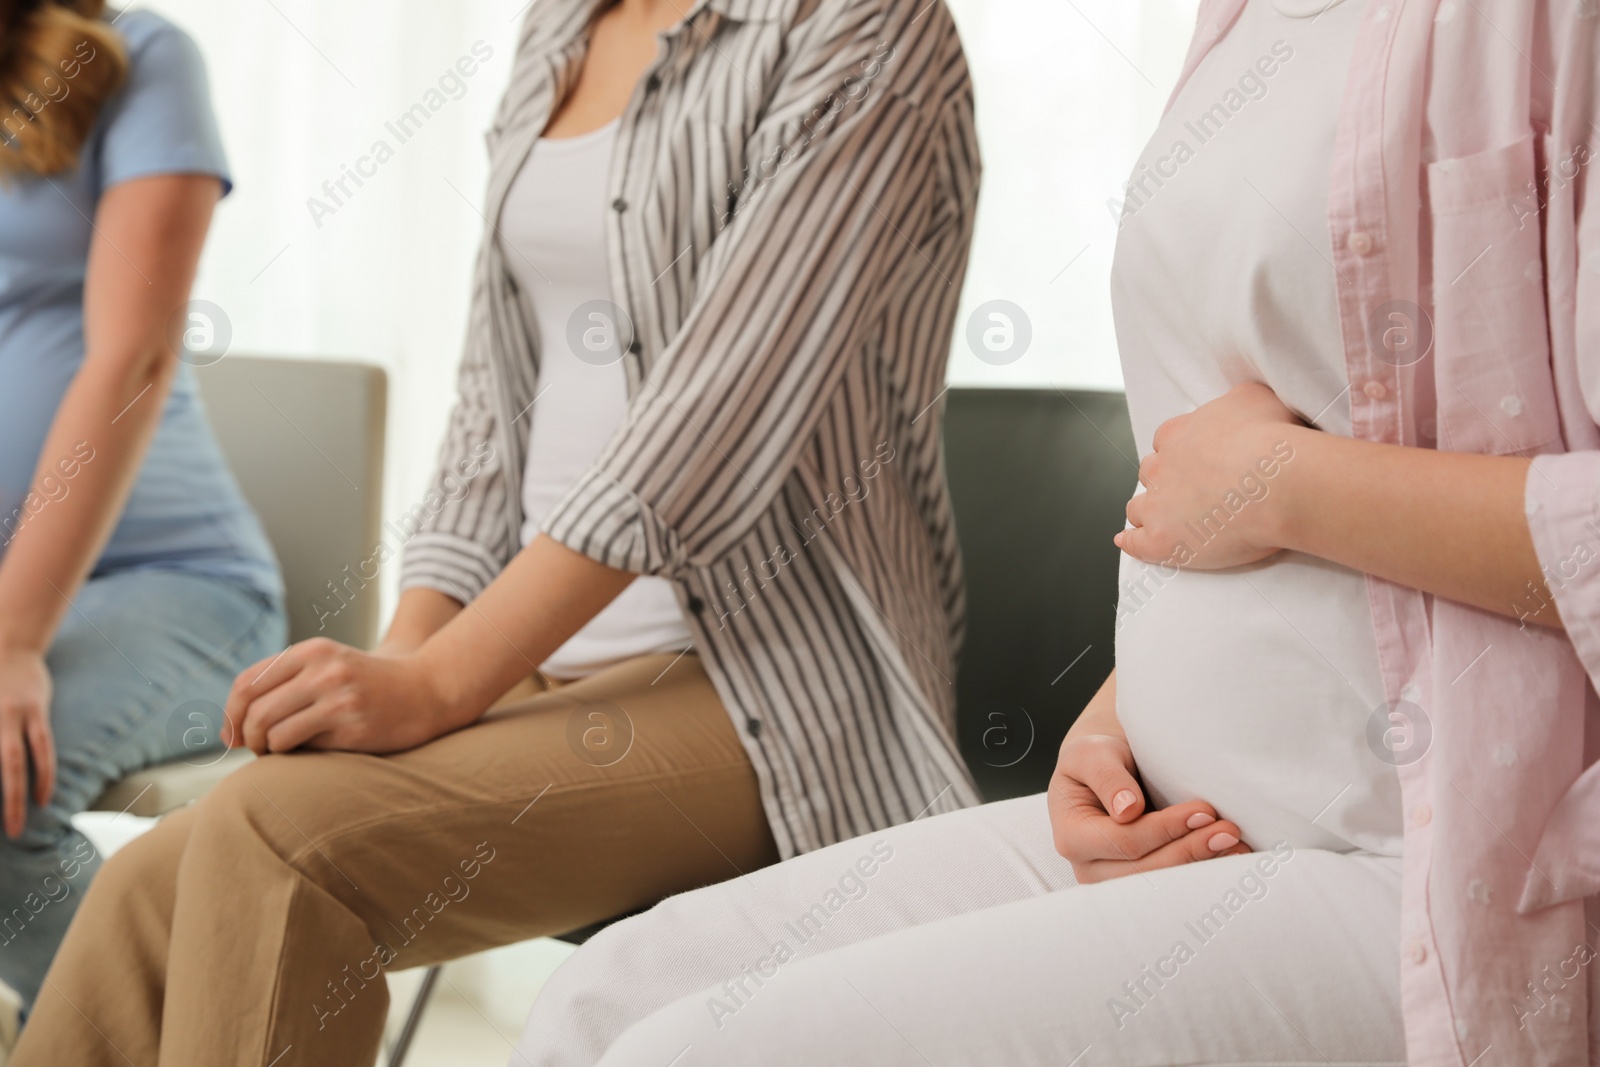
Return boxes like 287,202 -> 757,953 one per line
642,118 -> 750,292
1427,132 -> 1562,456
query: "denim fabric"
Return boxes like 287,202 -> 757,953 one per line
0,569 -> 285,1009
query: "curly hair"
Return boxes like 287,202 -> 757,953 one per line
0,0 -> 127,177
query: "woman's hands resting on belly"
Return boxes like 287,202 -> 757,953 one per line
1117,381 -> 1560,628
1117,382 -> 1302,570
1048,670 -> 1251,883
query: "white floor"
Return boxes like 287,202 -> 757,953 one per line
379,939 -> 578,1067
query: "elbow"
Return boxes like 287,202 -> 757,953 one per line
80,340 -> 181,421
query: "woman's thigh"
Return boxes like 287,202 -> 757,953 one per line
584,823 -> 1404,1067
33,569 -> 284,831
518,793 -> 1075,1065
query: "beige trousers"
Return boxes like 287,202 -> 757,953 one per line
14,653 -> 777,1067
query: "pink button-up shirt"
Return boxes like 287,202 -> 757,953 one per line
1169,1 -> 1598,1063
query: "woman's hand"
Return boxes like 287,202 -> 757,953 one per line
0,647 -> 54,838
222,638 -> 465,756
1117,382 -> 1303,570
1048,731 -> 1249,884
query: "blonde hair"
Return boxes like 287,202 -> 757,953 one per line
1,0 -> 127,178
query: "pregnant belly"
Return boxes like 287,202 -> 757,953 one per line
1113,550 -> 1402,855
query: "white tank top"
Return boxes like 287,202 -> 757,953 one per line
1109,0 -> 1404,856
498,120 -> 695,679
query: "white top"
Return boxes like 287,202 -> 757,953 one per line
499,121 -> 694,678
1110,0 -> 1403,855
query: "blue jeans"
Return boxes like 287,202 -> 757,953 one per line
0,569 -> 286,1010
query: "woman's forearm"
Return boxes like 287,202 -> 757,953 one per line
0,360 -> 174,652
0,175 -> 218,654
414,534 -> 637,725
377,587 -> 465,655
1267,423 -> 1556,627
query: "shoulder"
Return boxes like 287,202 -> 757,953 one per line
109,9 -> 209,79
777,0 -> 968,113
94,10 -> 230,192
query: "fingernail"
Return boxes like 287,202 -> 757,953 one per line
1110,790 -> 1137,815
1207,832 -> 1240,852
1186,812 -> 1215,830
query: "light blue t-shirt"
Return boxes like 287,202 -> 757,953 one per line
0,11 -> 280,601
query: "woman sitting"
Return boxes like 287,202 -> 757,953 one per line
0,0 -> 285,1036
512,0 -> 1600,1063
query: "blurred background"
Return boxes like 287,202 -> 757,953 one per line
97,0 -> 1203,1061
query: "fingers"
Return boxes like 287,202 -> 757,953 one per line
25,712 -> 55,808
264,702 -> 339,753
1114,524 -> 1164,563
1137,452 -> 1160,490
223,642 -> 317,746
1057,734 -> 1144,821
240,677 -> 321,755
1053,776 -> 1225,865
1124,492 -> 1148,530
1075,818 -> 1250,883
0,706 -> 27,839
1151,412 -> 1188,452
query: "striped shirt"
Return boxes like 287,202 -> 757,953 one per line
400,0 -> 982,858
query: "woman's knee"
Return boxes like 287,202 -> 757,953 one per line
185,756 -> 317,869
520,896 -> 727,1065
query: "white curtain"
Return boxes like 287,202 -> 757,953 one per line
137,0 -> 1200,622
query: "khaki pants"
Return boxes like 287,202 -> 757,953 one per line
14,653 -> 777,1067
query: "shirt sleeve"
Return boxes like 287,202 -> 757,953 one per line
97,16 -> 232,196
1517,0 -> 1600,913
542,1 -> 974,578
1525,1 -> 1600,681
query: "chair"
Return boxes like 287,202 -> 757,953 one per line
943,387 -> 1137,801
90,356 -> 388,817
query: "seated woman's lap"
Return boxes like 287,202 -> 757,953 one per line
520,794 -> 1405,1067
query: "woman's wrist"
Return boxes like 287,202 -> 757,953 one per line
1250,422 -> 1322,557
409,636 -> 495,736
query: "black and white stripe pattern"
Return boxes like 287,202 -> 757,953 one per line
401,0 -> 981,857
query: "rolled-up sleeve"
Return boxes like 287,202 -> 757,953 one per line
1526,454 -> 1600,663
544,9 -> 967,576
1526,2 -> 1600,679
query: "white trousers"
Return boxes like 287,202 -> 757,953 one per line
514,794 -> 1407,1066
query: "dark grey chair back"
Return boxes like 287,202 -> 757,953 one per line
944,388 -> 1137,800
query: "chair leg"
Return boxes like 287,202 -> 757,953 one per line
386,965 -> 443,1067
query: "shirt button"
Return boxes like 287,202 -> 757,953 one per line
628,339 -> 642,355
1405,938 -> 1428,965
1362,380 -> 1388,399
1348,231 -> 1376,256
685,595 -> 705,613
645,74 -> 661,92
1500,394 -> 1523,416
745,717 -> 763,738
1411,804 -> 1432,827
612,197 -> 629,213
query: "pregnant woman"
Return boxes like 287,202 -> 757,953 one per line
0,0 -> 284,1033
513,0 -> 1600,1063
14,0 -> 979,1063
